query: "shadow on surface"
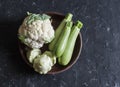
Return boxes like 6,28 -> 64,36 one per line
0,20 -> 36,77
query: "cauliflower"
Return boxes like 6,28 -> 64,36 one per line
33,51 -> 56,74
26,49 -> 41,63
18,13 -> 55,48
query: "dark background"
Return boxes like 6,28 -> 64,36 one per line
0,0 -> 120,87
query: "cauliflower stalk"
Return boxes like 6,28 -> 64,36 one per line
18,12 -> 55,48
33,51 -> 56,74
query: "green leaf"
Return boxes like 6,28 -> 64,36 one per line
26,12 -> 51,25
27,12 -> 32,16
41,14 -> 51,20
18,35 -> 26,43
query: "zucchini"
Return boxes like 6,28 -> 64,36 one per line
49,13 -> 73,51
55,21 -> 73,57
58,21 -> 83,66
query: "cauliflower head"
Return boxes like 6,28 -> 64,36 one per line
18,13 -> 55,48
33,51 -> 56,74
26,49 -> 41,63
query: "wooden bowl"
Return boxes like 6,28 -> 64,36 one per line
18,12 -> 82,74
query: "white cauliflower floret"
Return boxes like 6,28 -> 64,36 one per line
18,13 -> 55,48
33,51 -> 56,74
26,49 -> 41,63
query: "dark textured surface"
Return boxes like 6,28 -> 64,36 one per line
0,0 -> 120,87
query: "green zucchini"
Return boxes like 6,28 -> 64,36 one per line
49,13 -> 73,51
58,21 -> 83,66
55,21 -> 73,57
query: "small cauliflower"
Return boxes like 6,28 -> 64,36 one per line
33,51 -> 56,74
18,12 -> 55,48
26,49 -> 41,63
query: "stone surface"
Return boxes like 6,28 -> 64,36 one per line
0,0 -> 120,87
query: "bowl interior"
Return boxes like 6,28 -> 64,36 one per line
18,12 -> 82,74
